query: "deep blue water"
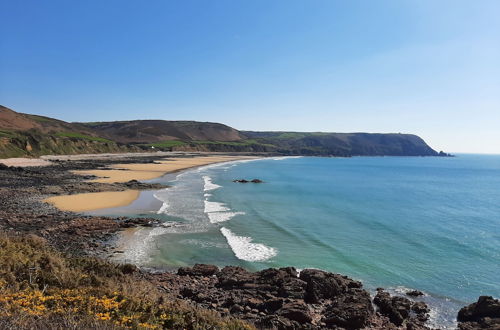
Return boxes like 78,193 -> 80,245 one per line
90,155 -> 500,328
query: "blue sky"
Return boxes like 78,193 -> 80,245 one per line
1,0 -> 499,153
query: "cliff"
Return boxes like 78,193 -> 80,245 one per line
0,105 -> 446,158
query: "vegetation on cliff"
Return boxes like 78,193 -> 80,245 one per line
0,105 -> 444,158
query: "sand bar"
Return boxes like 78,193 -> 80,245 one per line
44,190 -> 140,212
73,156 -> 257,183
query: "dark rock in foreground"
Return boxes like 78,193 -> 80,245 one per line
373,288 -> 429,328
458,296 -> 500,329
154,264 -> 432,329
177,264 -> 219,277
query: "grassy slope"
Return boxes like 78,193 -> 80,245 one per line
0,105 -> 440,157
0,128 -> 440,158
241,131 -> 440,156
55,132 -> 114,143
0,129 -> 142,158
0,232 -> 252,329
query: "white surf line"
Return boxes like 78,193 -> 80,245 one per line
153,189 -> 171,214
203,175 -> 222,191
156,202 -> 169,214
220,227 -> 277,262
204,199 -> 245,223
207,211 -> 245,224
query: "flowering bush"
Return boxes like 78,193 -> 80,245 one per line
0,232 -> 253,329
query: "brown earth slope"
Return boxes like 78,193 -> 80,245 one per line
82,120 -> 244,144
0,105 -> 95,135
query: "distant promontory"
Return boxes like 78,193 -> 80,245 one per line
0,105 -> 447,158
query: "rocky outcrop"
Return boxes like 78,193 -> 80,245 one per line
457,296 -> 500,329
154,265 -> 432,329
373,288 -> 430,329
406,290 -> 424,297
232,179 -> 264,183
177,264 -> 219,277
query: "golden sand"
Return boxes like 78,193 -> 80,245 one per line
44,190 -> 140,212
72,156 -> 256,183
46,155 -> 259,212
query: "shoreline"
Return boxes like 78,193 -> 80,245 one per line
0,152 -> 495,329
45,155 -> 260,212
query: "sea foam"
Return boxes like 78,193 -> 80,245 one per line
156,202 -> 169,214
203,176 -> 221,191
220,227 -> 277,262
207,211 -> 245,224
204,199 -> 244,223
118,226 -> 169,264
204,200 -> 230,213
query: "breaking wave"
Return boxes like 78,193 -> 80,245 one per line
220,227 -> 277,262
207,211 -> 245,224
203,175 -> 221,191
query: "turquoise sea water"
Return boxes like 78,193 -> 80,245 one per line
90,155 -> 500,328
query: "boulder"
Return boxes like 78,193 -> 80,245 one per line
277,301 -> 312,324
407,290 -> 425,297
323,289 -> 374,329
232,179 -> 264,183
260,298 -> 284,313
300,268 -> 361,303
458,296 -> 500,329
373,289 -> 429,327
216,266 -> 255,288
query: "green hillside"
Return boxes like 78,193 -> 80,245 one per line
0,105 -> 447,158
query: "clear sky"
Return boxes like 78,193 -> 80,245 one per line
1,0 -> 499,153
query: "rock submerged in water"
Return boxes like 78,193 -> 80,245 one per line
156,264 -> 434,329
406,289 -> 425,297
457,296 -> 500,329
232,179 -> 263,183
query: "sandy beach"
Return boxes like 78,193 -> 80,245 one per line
44,190 -> 141,212
72,155 -> 257,183
45,155 -> 259,212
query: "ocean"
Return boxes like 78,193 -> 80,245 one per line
89,155 -> 500,328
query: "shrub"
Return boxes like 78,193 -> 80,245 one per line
0,232 -> 253,329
